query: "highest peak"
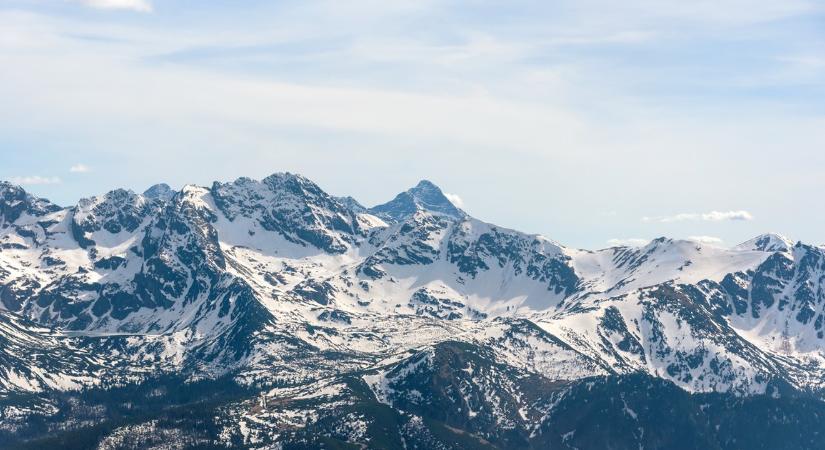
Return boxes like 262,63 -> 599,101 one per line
262,172 -> 312,186
412,179 -> 440,191
369,179 -> 465,223
259,172 -> 325,198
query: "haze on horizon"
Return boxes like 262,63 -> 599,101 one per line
1,0 -> 824,250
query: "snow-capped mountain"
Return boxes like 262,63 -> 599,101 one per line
369,179 -> 465,222
734,232 -> 795,253
1,173 -> 825,449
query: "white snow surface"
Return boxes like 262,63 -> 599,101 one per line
1,175 -> 824,398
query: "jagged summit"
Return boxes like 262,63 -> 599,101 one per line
335,195 -> 366,213
0,181 -> 61,223
143,183 -> 175,201
72,188 -> 156,243
3,172 -> 825,448
211,172 -> 363,254
734,233 -> 795,253
369,179 -> 464,222
262,171 -> 309,183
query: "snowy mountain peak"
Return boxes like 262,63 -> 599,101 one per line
259,172 -> 350,210
6,172 -> 825,449
261,171 -> 314,190
414,179 -> 438,190
71,188 -> 157,248
0,180 -> 18,193
734,233 -> 795,253
76,188 -> 140,207
211,173 -> 362,254
143,183 -> 175,201
0,181 -> 61,223
335,195 -> 366,213
369,179 -> 465,222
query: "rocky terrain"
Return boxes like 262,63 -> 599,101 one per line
1,174 -> 825,449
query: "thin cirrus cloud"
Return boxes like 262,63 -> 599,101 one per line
80,0 -> 152,12
642,210 -> 754,223
10,176 -> 62,185
70,164 -> 91,173
0,1 -> 822,249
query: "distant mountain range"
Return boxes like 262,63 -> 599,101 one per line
1,173 -> 824,449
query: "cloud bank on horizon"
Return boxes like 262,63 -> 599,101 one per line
0,0 -> 823,249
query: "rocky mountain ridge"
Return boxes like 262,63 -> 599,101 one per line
1,173 -> 824,449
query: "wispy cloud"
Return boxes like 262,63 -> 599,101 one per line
70,163 -> 91,173
643,210 -> 753,223
444,193 -> 464,208
0,12 -> 586,158
607,238 -> 649,247
80,0 -> 152,13
11,176 -> 62,185
687,235 -> 724,245
0,2 -> 822,249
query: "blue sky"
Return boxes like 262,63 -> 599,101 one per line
1,0 -> 824,249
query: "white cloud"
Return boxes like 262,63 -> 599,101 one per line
0,12 -> 585,160
701,210 -> 753,221
444,193 -> 464,208
687,235 -> 724,245
70,163 -> 91,173
10,176 -> 62,185
607,238 -> 649,247
80,0 -> 152,12
643,210 -> 753,223
0,6 -> 822,248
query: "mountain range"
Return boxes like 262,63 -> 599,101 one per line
1,173 -> 825,449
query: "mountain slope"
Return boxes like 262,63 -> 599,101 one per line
2,173 -> 825,448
